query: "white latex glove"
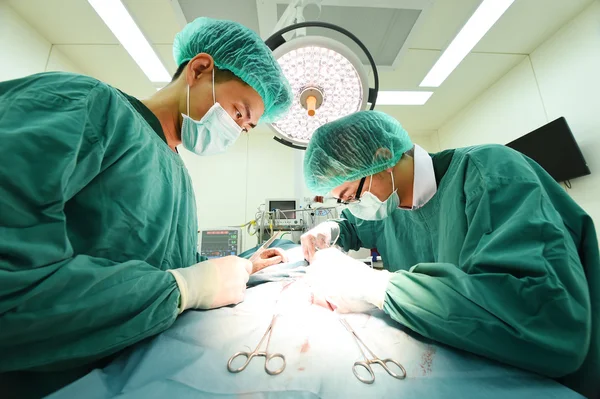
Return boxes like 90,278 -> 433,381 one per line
251,248 -> 288,274
306,248 -> 391,313
168,256 -> 252,313
300,221 -> 341,263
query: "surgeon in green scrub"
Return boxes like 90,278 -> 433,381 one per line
302,111 -> 599,398
0,17 -> 291,397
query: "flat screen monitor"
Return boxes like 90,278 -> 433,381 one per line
267,199 -> 297,220
199,228 -> 241,259
506,117 -> 590,182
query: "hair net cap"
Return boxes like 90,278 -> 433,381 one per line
173,17 -> 292,123
304,111 -> 413,195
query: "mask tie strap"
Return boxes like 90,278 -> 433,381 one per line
212,68 -> 216,104
186,85 -> 190,116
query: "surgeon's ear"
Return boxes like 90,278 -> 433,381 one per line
373,148 -> 392,162
186,53 -> 215,87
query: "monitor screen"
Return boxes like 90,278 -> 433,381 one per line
200,229 -> 240,259
269,200 -> 296,219
506,117 -> 590,182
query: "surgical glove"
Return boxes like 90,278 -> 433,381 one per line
301,221 -> 341,263
168,256 -> 251,313
306,248 -> 391,313
251,248 -> 288,274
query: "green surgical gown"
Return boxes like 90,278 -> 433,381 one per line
0,73 -> 198,393
336,146 -> 599,398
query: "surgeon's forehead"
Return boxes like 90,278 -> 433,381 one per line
219,79 -> 264,120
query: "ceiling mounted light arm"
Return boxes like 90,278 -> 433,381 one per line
265,21 -> 379,109
273,137 -> 309,150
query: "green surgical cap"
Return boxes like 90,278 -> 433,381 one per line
173,17 -> 292,123
304,111 -> 413,195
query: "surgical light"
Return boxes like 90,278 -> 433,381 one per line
266,22 -> 379,149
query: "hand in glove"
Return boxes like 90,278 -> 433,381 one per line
300,221 -> 340,263
168,256 -> 252,313
306,248 -> 391,313
251,248 -> 288,274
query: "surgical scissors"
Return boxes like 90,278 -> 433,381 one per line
340,318 -> 407,384
249,232 -> 280,263
227,315 -> 286,375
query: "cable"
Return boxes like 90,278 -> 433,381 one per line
565,180 -> 572,189
274,208 -> 289,220
280,232 -> 292,240
233,208 -> 276,238
230,220 -> 259,236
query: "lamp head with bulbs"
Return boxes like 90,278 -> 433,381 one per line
265,22 -> 379,150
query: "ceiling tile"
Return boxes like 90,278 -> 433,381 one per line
154,44 -> 178,75
46,47 -> 86,75
474,0 -> 594,54
408,0 -> 481,50
376,49 -> 442,88
276,4 -> 421,67
54,44 -> 156,98
123,0 -> 181,44
177,0 -> 260,33
8,0 -> 118,44
378,52 -> 526,131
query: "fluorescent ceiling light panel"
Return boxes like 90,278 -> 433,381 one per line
88,0 -> 170,82
377,91 -> 433,105
420,0 -> 516,87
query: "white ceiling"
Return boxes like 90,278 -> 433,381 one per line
7,0 -> 594,136
274,3 -> 422,67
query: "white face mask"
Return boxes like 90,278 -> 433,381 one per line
181,69 -> 242,156
347,172 -> 400,221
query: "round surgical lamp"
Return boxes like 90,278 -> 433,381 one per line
265,22 -> 379,149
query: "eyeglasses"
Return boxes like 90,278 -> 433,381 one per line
337,177 -> 367,205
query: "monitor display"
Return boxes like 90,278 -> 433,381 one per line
199,229 -> 240,259
506,117 -> 590,182
269,200 -> 296,219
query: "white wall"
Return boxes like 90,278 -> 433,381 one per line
180,128 -> 299,252
46,46 -> 85,75
437,58 -> 548,148
0,2 -> 83,81
412,133 -> 441,153
437,0 -> 600,234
